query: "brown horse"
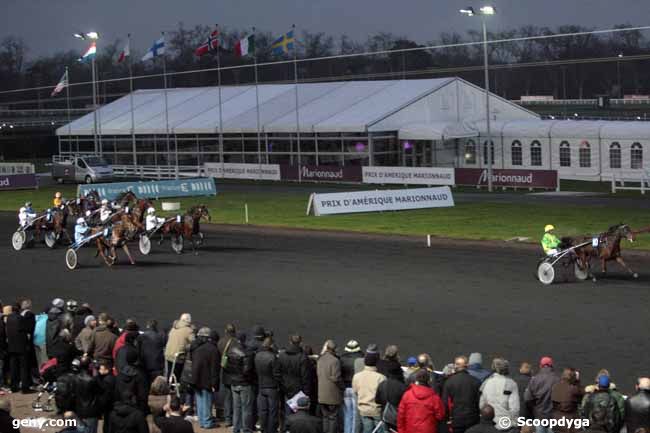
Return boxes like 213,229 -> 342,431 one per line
161,204 -> 211,254
93,213 -> 138,266
114,191 -> 150,231
572,224 -> 638,279
34,206 -> 73,246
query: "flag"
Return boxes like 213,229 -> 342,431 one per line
271,30 -> 295,55
195,29 -> 220,57
117,39 -> 130,63
50,70 -> 68,97
234,35 -> 255,57
142,36 -> 165,61
78,42 -> 97,62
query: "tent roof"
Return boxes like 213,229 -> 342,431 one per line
599,121 -> 650,140
398,121 -> 479,140
56,77 -> 537,136
549,120 -> 606,139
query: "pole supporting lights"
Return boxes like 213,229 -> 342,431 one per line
73,31 -> 99,154
460,5 -> 496,192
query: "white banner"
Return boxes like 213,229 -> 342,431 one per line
0,162 -> 35,175
204,163 -> 281,181
310,187 -> 454,216
362,166 -> 455,185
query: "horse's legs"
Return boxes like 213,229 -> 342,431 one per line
123,244 -> 136,265
601,258 -> 607,274
96,239 -> 113,266
615,256 -> 637,278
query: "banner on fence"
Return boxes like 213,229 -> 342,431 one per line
78,178 -> 216,200
204,163 -> 281,181
0,162 -> 35,175
281,165 -> 363,182
308,186 -> 454,216
362,166 -> 455,185
455,168 -> 558,189
0,173 -> 38,191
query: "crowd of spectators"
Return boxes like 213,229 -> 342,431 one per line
0,297 -> 648,433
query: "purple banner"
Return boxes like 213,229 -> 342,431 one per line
0,174 -> 38,190
280,165 -> 363,182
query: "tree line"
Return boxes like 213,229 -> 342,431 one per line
1,23 -> 648,110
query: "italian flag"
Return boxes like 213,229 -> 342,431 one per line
235,35 -> 255,57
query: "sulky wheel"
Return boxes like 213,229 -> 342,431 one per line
537,261 -> 555,285
12,231 -> 26,251
574,262 -> 589,281
139,235 -> 152,255
65,248 -> 79,270
44,231 -> 57,249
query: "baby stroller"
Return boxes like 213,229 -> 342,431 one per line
32,358 -> 59,412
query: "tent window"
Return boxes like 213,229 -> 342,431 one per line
631,143 -> 643,169
609,142 -> 621,169
530,141 -> 542,166
483,141 -> 494,165
464,140 -> 476,164
511,140 -> 522,166
579,141 -> 591,168
560,141 -> 571,167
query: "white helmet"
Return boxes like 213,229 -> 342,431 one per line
76,217 -> 86,225
101,199 -> 109,206
147,207 -> 155,215
85,210 -> 91,217
25,202 -> 32,207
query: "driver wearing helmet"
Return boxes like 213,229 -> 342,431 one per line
75,217 -> 90,243
18,202 -> 37,228
145,207 -> 165,231
541,224 -> 561,256
99,199 -> 112,224
53,192 -> 63,207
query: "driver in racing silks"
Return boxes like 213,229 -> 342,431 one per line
18,202 -> 37,228
74,217 -> 90,244
99,199 -> 113,225
145,207 -> 166,232
53,191 -> 64,207
541,224 -> 561,255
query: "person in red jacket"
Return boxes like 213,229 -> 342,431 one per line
398,369 -> 445,433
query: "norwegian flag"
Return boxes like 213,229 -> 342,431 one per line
195,29 -> 220,57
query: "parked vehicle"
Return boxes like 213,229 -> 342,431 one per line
52,155 -> 113,184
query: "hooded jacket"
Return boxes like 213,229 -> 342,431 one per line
191,337 -> 221,390
551,379 -> 584,432
138,329 -> 166,376
278,343 -> 311,397
114,365 -> 149,414
74,370 -> 102,418
397,384 -> 445,433
108,402 -> 149,433
479,373 -> 520,430
45,309 -> 63,358
525,366 -> 560,419
164,319 -> 194,363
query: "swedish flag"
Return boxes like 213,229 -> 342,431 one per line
271,30 -> 295,55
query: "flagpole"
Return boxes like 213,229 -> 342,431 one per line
216,24 -> 224,176
128,33 -> 137,168
65,67 -> 71,140
91,54 -> 98,155
161,32 -> 172,174
253,27 -> 263,175
292,24 -> 301,183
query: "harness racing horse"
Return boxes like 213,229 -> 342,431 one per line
94,212 -> 139,266
34,206 -> 73,247
161,204 -> 211,254
114,191 -> 150,231
572,223 -> 638,279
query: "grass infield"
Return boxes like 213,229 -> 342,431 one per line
2,184 -> 649,250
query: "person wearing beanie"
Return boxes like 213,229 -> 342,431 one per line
524,356 -> 560,429
340,340 -> 363,433
287,396 -> 322,433
317,339 -> 343,433
468,352 -> 491,383
113,319 -> 141,375
376,345 -> 405,383
580,374 -> 623,433
352,346 -> 386,433
624,377 -> 650,433
480,358 -> 520,431
74,315 -> 97,356
255,337 -> 281,433
190,326 -> 220,429
442,356 -> 481,433
398,369 -> 445,433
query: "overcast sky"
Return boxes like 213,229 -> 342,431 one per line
3,0 -> 650,59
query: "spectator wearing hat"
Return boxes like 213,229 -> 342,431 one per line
287,396 -> 322,433
75,315 -> 96,356
624,377 -> 650,433
190,327 -> 220,429
45,305 -> 64,359
227,332 -> 255,433
377,345 -> 404,383
398,369 -> 445,433
255,337 -> 281,433
404,357 -> 418,381
352,345 -> 386,433
468,353 -> 491,383
524,356 -> 560,433
479,358 -> 519,431
580,375 -> 622,433
514,362 -> 533,419
442,356 -> 481,433
114,320 -> 141,376
341,340 -> 363,433
465,405 -> 500,433
583,370 -> 625,422
550,368 -> 583,433
317,340 -> 344,433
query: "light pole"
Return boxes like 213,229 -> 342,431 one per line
617,53 -> 623,98
74,31 -> 99,154
460,6 -> 495,192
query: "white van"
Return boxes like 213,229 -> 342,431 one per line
52,155 -> 113,184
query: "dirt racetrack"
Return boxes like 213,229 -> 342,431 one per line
2,212 -> 649,393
